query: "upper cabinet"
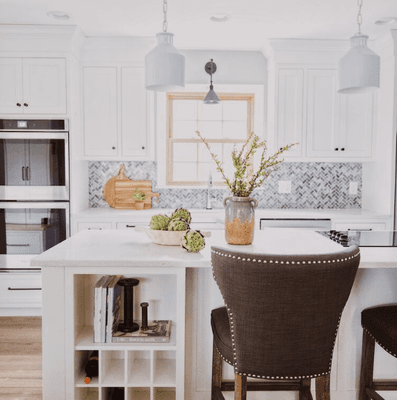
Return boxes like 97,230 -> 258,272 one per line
83,66 -> 153,160
0,58 -> 67,115
275,66 -> 374,161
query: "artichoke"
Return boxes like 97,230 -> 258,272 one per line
168,218 -> 189,231
149,214 -> 170,230
170,208 -> 192,224
181,230 -> 205,253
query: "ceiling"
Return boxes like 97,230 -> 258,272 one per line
1,0 -> 397,51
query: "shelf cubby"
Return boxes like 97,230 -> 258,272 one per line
75,387 -> 98,400
127,387 -> 151,399
101,350 -> 125,387
154,388 -> 176,400
75,350 -> 99,387
127,350 -> 151,387
153,351 -> 176,387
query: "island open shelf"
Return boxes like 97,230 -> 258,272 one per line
59,266 -> 186,400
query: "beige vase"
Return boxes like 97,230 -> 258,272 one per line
223,196 -> 258,245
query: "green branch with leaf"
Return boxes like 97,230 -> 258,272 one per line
196,131 -> 297,197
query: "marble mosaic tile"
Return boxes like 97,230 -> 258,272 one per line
89,161 -> 362,209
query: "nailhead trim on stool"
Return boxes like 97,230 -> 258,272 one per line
362,325 -> 397,358
210,250 -> 351,380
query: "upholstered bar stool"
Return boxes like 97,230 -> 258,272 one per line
210,245 -> 361,400
359,305 -> 397,400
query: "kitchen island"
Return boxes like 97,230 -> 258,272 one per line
32,229 -> 397,400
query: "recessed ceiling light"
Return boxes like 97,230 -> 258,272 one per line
47,11 -> 71,21
210,14 -> 231,23
375,17 -> 397,26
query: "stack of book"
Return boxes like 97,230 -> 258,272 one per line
93,275 -> 172,343
94,275 -> 123,343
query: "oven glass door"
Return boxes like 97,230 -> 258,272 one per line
0,132 -> 69,200
0,202 -> 69,269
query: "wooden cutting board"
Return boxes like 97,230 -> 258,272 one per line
103,165 -> 160,209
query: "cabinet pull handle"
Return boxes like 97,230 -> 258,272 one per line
126,225 -> 136,228
8,287 -> 41,291
347,228 -> 372,231
6,244 -> 30,247
142,146 -> 145,150
0,268 -> 40,273
16,103 -> 21,107
334,148 -> 339,151
112,147 -> 116,150
26,166 -> 30,181
23,103 -> 28,107
341,148 -> 345,151
22,166 -> 25,181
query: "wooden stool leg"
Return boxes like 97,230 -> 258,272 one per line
359,329 -> 375,400
234,373 -> 247,400
315,375 -> 330,400
299,378 -> 313,400
211,342 -> 223,399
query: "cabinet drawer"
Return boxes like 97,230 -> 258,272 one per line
77,222 -> 112,232
116,222 -> 147,229
333,222 -> 386,231
6,231 -> 43,254
0,272 -> 42,308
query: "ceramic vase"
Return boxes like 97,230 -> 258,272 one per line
223,196 -> 258,245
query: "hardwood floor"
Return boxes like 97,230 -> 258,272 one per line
0,317 -> 42,399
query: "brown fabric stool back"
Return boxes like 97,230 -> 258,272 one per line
211,245 -> 360,382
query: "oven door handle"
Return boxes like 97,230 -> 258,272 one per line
0,268 -> 41,273
8,287 -> 41,291
6,244 -> 30,247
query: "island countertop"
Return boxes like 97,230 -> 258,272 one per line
31,228 -> 397,268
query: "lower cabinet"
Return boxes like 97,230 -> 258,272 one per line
0,270 -> 42,316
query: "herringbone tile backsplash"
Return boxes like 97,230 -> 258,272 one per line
88,161 -> 362,209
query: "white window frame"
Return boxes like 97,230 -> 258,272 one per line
156,84 -> 265,188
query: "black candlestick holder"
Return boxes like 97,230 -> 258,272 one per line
117,278 -> 140,333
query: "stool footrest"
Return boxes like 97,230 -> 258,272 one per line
373,380 -> 397,391
221,381 -> 301,391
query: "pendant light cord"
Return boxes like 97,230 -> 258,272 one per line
163,0 -> 168,32
357,0 -> 363,34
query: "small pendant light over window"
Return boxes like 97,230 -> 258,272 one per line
145,0 -> 185,92
203,59 -> 220,104
338,0 -> 380,94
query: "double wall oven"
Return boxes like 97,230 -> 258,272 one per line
0,119 -> 70,315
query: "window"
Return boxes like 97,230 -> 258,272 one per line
166,92 -> 254,186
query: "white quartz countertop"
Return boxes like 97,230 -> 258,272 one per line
31,228 -> 396,269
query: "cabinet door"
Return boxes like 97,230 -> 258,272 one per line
306,69 -> 340,158
22,58 -> 66,114
0,58 -> 23,114
83,67 -> 118,157
338,92 -> 374,158
121,68 -> 148,157
276,69 -> 304,157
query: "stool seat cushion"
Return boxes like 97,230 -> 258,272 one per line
211,307 -> 233,365
362,305 -> 397,357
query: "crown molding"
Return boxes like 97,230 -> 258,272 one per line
0,24 -> 84,55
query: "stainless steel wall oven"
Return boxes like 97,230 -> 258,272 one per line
0,119 -> 69,201
0,119 -> 70,315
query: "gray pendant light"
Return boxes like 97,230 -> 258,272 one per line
145,0 -> 185,92
338,0 -> 380,94
203,59 -> 221,104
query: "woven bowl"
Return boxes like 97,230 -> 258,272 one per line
135,227 -> 187,246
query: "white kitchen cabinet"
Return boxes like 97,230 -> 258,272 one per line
274,67 -> 374,160
121,68 -> 148,157
276,68 -> 304,157
83,67 -> 118,157
0,271 -> 42,316
83,66 -> 151,160
0,58 -> 66,114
